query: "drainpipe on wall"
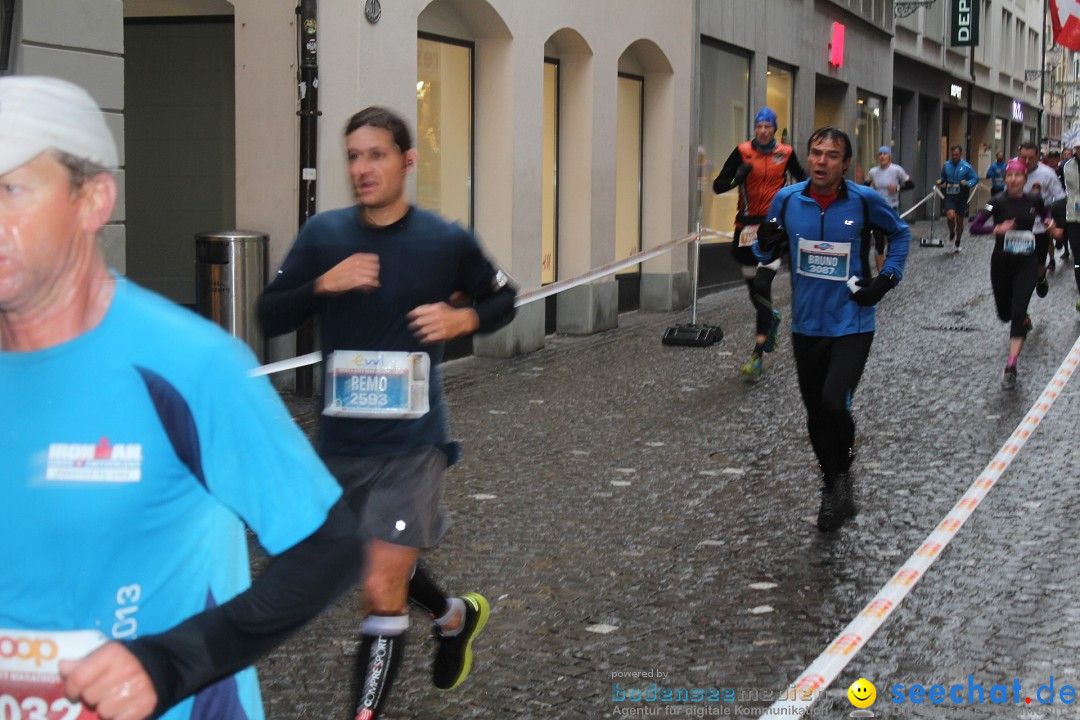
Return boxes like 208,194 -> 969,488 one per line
295,0 -> 320,397
1039,0 -> 1047,146
966,45 -> 974,161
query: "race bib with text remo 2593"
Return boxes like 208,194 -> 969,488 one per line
0,629 -> 107,719
796,238 -> 851,281
324,351 -> 431,419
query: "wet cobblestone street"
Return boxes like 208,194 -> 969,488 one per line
257,221 -> 1080,719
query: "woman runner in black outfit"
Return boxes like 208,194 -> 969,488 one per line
969,159 -> 1055,389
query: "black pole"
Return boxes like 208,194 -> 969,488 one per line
296,0 -> 320,397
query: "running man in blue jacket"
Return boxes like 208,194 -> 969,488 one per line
937,145 -> 979,252
753,127 -> 911,532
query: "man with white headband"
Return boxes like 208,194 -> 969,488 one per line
865,145 -> 913,272
0,75 -> 363,720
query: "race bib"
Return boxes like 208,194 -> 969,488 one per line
0,629 -> 106,720
796,238 -> 851,281
738,224 -> 759,248
1003,230 -> 1036,255
324,351 -> 430,419
946,182 -> 961,195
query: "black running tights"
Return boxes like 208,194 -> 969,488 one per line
990,252 -> 1037,338
792,332 -> 875,478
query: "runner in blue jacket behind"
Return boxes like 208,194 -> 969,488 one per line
753,126 -> 911,532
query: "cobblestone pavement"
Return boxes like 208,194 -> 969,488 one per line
256,222 -> 1080,720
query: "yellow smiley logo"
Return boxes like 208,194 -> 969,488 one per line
847,678 -> 876,708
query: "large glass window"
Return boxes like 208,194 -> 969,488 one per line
766,62 -> 795,147
698,40 -> 750,233
542,60 -> 558,285
615,73 -> 643,274
855,92 -> 883,184
416,35 -> 472,227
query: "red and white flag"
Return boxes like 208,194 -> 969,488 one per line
1051,0 -> 1080,51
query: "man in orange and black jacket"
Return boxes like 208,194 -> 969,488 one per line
714,107 -> 806,381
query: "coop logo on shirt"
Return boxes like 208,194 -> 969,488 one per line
45,437 -> 142,482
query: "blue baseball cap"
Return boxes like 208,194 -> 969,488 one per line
877,145 -> 892,155
754,107 -> 778,130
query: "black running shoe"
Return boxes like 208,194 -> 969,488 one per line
1036,276 -> 1049,298
1001,363 -> 1018,390
817,481 -> 843,533
834,472 -> 858,520
433,592 -> 490,691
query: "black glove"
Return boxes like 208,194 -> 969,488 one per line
850,273 -> 897,307
756,221 -> 787,255
732,163 -> 751,186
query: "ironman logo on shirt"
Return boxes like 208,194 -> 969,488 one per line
45,438 -> 143,483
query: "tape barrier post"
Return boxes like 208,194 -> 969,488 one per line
760,333 -> 1080,719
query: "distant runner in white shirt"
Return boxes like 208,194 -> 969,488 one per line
865,145 -> 913,271
1018,141 -> 1064,298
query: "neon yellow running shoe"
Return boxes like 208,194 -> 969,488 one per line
740,352 -> 763,381
433,592 -> 490,690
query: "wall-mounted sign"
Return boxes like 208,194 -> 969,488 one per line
951,0 -> 981,46
1012,100 -> 1025,122
995,118 -> 1003,140
950,84 -> 963,100
829,22 -> 845,67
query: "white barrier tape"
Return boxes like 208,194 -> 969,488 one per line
898,190 -> 937,219
513,230 -> 701,307
761,332 -> 1080,719
250,351 -> 322,378
249,229 -> 724,376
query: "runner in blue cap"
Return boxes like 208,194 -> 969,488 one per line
712,107 -> 806,380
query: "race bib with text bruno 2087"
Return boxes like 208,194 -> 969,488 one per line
796,238 -> 851,281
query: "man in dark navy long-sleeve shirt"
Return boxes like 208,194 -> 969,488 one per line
259,106 -> 515,720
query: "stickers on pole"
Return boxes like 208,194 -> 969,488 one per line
324,350 -> 430,418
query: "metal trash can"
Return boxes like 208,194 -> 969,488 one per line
195,230 -> 268,361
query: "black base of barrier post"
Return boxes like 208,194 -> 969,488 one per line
662,229 -> 724,348
662,323 -> 722,347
